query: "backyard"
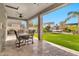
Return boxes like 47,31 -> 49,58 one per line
33,3 -> 79,52
34,33 -> 79,51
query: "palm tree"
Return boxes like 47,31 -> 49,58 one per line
67,11 -> 79,33
59,14 -> 73,31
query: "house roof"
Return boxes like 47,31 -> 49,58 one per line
66,23 -> 78,25
44,22 -> 54,25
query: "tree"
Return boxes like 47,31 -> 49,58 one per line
45,25 -> 51,32
68,11 -> 79,33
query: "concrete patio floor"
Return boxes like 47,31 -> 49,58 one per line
0,36 -> 77,56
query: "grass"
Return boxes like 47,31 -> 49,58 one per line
34,32 -> 79,51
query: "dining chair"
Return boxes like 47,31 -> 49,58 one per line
14,30 -> 29,47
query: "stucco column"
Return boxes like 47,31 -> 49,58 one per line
0,4 -> 7,52
38,15 -> 43,40
26,20 -> 29,29
27,20 -> 33,29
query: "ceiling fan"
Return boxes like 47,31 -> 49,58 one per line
17,12 -> 23,18
19,13 -> 22,18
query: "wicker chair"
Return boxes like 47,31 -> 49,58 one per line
14,30 -> 29,47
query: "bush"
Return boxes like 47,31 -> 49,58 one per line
45,25 -> 51,32
43,28 -> 47,32
65,28 -> 71,32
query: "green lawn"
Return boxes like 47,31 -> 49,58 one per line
34,32 -> 79,51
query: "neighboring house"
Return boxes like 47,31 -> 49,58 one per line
43,22 -> 54,28
66,23 -> 78,31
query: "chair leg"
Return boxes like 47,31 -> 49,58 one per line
16,40 -> 20,48
32,40 -> 33,44
24,40 -> 26,45
32,37 -> 34,44
18,40 -> 20,47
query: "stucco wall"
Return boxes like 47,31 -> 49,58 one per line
0,4 -> 7,51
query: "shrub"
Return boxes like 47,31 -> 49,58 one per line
65,28 -> 71,32
43,28 -> 47,32
45,25 -> 51,32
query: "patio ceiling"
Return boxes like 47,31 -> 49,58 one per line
4,3 -> 66,20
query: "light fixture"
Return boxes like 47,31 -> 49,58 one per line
5,5 -> 19,10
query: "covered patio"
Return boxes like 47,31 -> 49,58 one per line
0,36 -> 76,56
0,3 -> 78,56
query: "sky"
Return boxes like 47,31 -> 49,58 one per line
32,3 -> 79,25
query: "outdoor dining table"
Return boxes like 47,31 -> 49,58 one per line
18,33 -> 30,40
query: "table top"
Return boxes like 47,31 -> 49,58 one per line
18,33 -> 29,36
